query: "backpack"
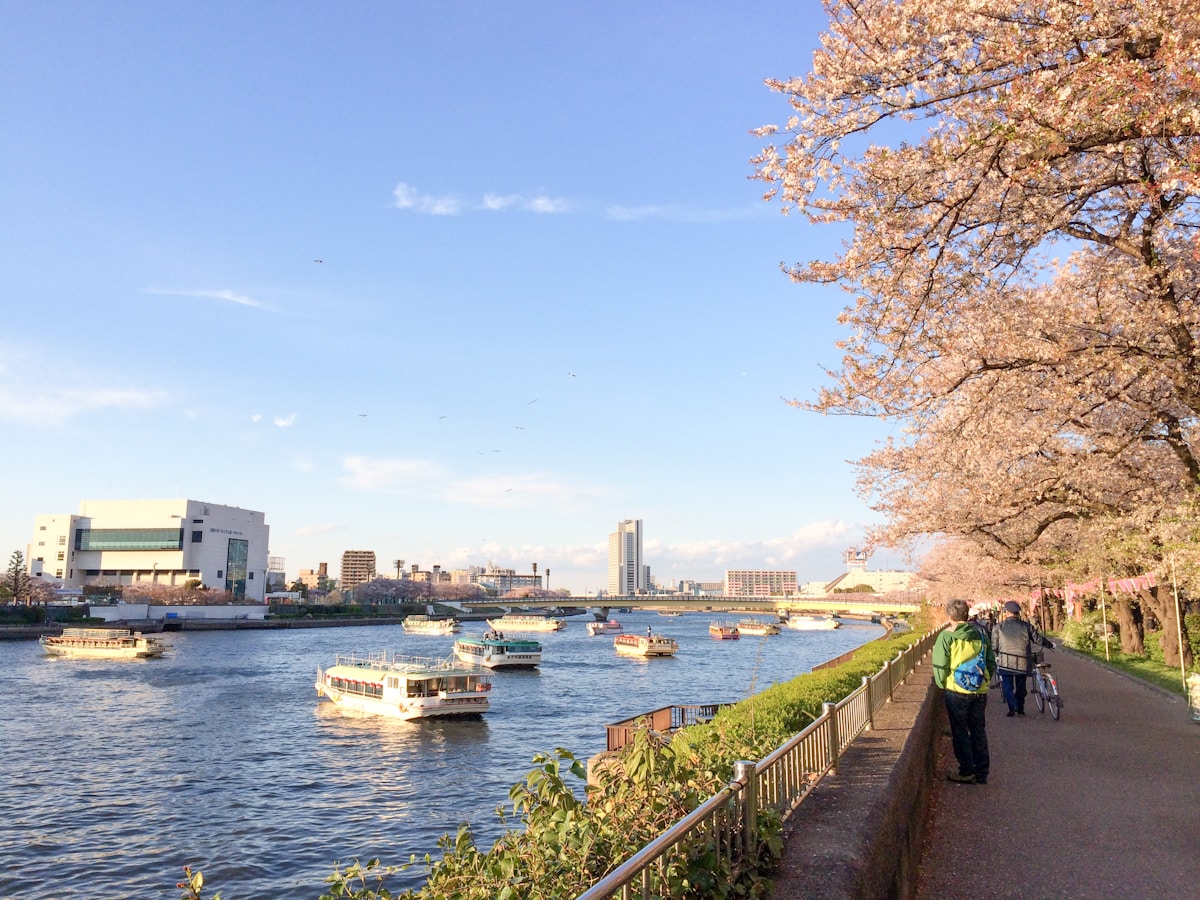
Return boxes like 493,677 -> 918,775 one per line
949,625 -> 989,692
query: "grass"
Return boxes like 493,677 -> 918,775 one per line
1055,639 -> 1194,696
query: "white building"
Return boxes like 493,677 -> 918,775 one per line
799,547 -> 916,596
725,570 -> 799,597
28,499 -> 270,602
608,518 -> 649,595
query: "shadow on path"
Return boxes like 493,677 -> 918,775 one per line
915,649 -> 1199,899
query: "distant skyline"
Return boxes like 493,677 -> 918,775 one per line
2,3 -> 912,594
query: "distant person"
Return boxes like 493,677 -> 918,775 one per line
932,598 -> 995,785
993,600 -> 1055,716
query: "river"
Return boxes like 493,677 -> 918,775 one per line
0,612 -> 884,899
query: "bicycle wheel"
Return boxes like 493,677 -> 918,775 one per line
1033,678 -> 1046,713
1048,686 -> 1061,720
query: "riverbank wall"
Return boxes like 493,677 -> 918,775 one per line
768,655 -> 939,899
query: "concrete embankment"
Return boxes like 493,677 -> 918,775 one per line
768,655 -> 939,899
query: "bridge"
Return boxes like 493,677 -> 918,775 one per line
459,593 -> 921,617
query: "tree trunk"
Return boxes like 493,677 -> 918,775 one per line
1137,588 -> 1194,669
1113,597 -> 1145,655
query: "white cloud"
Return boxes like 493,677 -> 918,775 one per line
393,182 -> 462,215
144,287 -> 279,311
524,195 -> 569,213
296,522 -> 343,537
273,413 -> 297,428
340,454 -> 446,490
397,183 -> 568,215
251,413 -> 263,422
0,342 -> 168,425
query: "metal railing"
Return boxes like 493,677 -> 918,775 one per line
604,704 -> 730,752
576,629 -> 940,900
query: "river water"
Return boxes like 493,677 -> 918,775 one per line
0,612 -> 883,899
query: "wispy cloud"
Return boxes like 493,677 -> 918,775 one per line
296,522 -> 343,537
273,414 -> 297,428
441,473 -> 606,509
396,182 -> 569,215
605,204 -> 763,223
340,455 -> 446,491
0,343 -> 168,425
144,287 -> 280,312
393,182 -> 463,215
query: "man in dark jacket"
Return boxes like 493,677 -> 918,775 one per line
932,598 -> 996,784
992,600 -> 1055,716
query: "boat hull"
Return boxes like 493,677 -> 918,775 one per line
40,629 -> 166,660
486,616 -> 565,632
453,638 -> 542,669
316,681 -> 489,719
315,653 -> 491,720
784,616 -> 841,631
614,634 -> 678,658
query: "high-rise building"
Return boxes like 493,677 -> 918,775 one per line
28,499 -> 270,601
340,550 -> 377,594
608,519 -> 649,595
725,570 -> 798,597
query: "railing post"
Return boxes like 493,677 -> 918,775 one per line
885,658 -> 895,703
823,701 -> 839,775
734,760 -> 757,859
862,675 -> 874,731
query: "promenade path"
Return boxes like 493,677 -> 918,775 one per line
915,648 -> 1200,899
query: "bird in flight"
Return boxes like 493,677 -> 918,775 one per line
358,413 -> 368,417
515,426 -> 525,430
528,399 -> 538,404
438,415 -> 447,420
314,259 -> 324,263
568,372 -> 576,377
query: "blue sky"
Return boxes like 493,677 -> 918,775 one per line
1,2 -> 909,593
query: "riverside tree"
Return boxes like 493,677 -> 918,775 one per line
757,0 -> 1199,660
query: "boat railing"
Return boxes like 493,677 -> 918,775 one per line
604,704 -> 729,753
330,651 -> 460,671
576,628 -> 940,900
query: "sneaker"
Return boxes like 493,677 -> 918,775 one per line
946,772 -> 977,784
975,777 -> 987,784
1006,710 -> 1015,717
1016,710 -> 1026,716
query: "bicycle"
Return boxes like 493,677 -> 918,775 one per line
1030,649 -> 1062,720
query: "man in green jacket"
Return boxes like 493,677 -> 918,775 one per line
932,598 -> 996,784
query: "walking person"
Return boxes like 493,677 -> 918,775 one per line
932,598 -> 995,784
993,600 -> 1055,716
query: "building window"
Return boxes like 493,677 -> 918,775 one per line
217,570 -> 223,579
56,552 -> 64,561
55,570 -> 63,578
58,535 -> 66,545
192,531 -> 203,543
248,572 -> 254,580
225,538 -> 248,599
75,528 -> 184,552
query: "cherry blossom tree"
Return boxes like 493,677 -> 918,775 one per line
758,1 -> 1199,659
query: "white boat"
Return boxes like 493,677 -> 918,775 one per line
454,632 -> 542,669
402,615 -> 459,635
784,615 -> 841,631
737,619 -> 781,636
656,610 -> 682,618
39,627 -> 166,660
614,630 -> 678,658
586,619 -> 623,636
485,613 -> 566,632
315,652 -> 490,720
709,622 -> 740,640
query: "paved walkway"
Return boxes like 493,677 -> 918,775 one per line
915,649 -> 1200,899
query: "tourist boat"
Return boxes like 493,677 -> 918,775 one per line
485,613 -> 566,632
656,610 -> 682,618
453,631 -> 542,669
614,630 -> 679,658
784,615 -> 841,631
586,619 -> 623,636
402,614 -> 459,635
39,627 -> 166,660
737,619 -> 781,636
709,622 -> 740,640
315,652 -> 490,719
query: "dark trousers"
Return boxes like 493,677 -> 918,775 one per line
1000,670 -> 1028,713
944,690 -> 989,780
